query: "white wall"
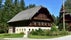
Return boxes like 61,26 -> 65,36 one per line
9,27 -> 51,38
8,27 -> 13,34
15,27 -> 51,33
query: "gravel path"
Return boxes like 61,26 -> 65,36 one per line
4,35 -> 71,40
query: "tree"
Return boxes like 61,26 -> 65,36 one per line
14,0 -> 18,6
20,0 -> 25,10
13,0 -> 19,15
26,4 -> 36,9
0,0 -> 2,22
3,0 -> 13,21
0,0 -> 14,33
65,0 -> 71,13
0,0 -> 2,9
52,15 -> 59,25
0,0 -> 36,33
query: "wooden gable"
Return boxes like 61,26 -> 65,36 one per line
33,13 -> 51,21
32,7 -> 53,21
28,8 -> 53,27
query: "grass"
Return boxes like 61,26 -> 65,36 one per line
0,33 -> 24,38
28,34 -> 67,39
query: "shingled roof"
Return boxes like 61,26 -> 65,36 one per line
8,6 -> 52,23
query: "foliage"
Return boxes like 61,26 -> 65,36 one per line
29,29 -> 69,38
0,33 -> 24,38
59,31 -> 69,35
29,30 -> 70,39
51,23 -> 58,32
30,28 -> 44,35
26,4 -> 36,9
65,0 -> 71,13
29,34 -> 62,39
58,23 -> 63,31
52,15 -> 59,25
20,32 -> 24,34
30,27 -> 69,37
0,0 -> 36,33
30,29 -> 38,35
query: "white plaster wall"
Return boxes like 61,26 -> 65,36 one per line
8,27 -> 13,34
15,27 -> 51,33
15,27 -> 51,38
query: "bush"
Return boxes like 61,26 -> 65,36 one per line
51,23 -> 58,32
44,30 -> 51,36
30,29 -> 38,35
30,27 -> 69,36
45,30 -> 60,36
30,28 -> 44,35
59,31 -> 69,35
36,28 -> 44,35
20,32 -> 24,34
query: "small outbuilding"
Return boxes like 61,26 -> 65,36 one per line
59,6 -> 71,31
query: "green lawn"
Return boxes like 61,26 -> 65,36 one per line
28,34 -> 69,39
0,33 -> 24,38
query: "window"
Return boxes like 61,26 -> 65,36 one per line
34,22 -> 36,26
32,22 -> 34,26
41,22 -> 44,26
19,29 -> 21,31
22,29 -> 23,31
29,23 -> 32,26
16,29 -> 18,31
24,28 -> 26,31
48,23 -> 51,26
36,22 -> 39,26
45,23 -> 47,26
29,29 -> 30,31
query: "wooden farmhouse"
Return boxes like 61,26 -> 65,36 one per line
8,6 -> 54,37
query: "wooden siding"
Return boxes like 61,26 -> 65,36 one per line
33,13 -> 51,20
60,14 -> 71,27
29,13 -> 52,27
29,21 -> 52,27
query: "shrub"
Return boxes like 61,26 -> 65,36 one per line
30,28 -> 44,35
59,31 -> 69,35
30,27 -> 69,36
20,32 -> 24,34
45,30 -> 60,36
51,23 -> 59,32
44,30 -> 51,36
36,28 -> 44,35
30,29 -> 38,35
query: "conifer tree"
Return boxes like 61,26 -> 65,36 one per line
65,0 -> 71,13
20,0 -> 25,10
0,0 -> 2,9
